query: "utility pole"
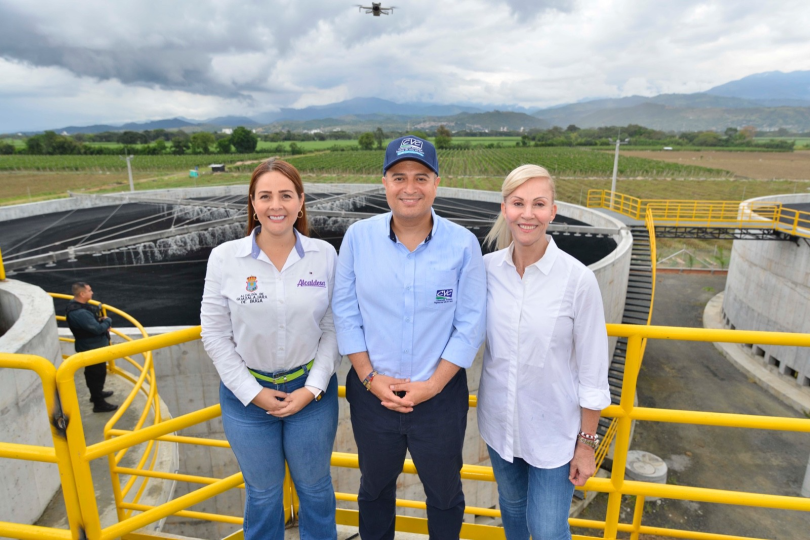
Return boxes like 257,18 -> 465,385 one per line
608,135 -> 630,209
120,155 -> 135,192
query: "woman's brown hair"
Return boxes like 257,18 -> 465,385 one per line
246,159 -> 309,236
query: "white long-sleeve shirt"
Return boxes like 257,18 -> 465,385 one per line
478,237 -> 611,468
201,227 -> 340,406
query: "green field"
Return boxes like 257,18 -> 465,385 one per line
257,139 -> 362,151
279,147 -> 730,179
262,136 -> 521,151
755,136 -> 810,148
1,138 -> 24,148
0,147 -> 730,178
0,153 -> 266,172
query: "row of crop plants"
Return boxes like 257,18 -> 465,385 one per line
0,147 -> 731,178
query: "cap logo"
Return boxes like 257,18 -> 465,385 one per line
397,137 -> 424,157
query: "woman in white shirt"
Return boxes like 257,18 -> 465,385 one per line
478,164 -> 611,540
201,160 -> 340,540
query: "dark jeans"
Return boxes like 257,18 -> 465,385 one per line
346,367 -> 468,540
84,361 -> 107,402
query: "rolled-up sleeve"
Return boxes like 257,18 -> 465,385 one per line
332,225 -> 368,356
441,237 -> 487,368
306,246 -> 341,392
572,269 -> 612,410
200,248 -> 263,406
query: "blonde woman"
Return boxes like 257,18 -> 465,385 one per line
478,165 -> 610,540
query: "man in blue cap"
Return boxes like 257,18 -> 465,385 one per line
333,135 -> 486,539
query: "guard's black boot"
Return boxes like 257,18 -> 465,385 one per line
92,399 -> 118,413
89,390 -> 114,402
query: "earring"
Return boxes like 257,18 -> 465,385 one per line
253,213 -> 258,221
298,210 -> 304,218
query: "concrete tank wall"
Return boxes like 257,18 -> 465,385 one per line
0,279 -> 63,526
438,187 -> 633,352
0,183 -> 372,225
723,193 -> 810,387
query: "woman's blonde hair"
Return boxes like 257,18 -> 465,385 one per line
484,164 -> 556,251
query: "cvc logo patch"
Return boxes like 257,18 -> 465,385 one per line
435,289 -> 454,304
398,137 -> 424,157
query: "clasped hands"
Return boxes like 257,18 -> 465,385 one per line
368,373 -> 438,413
252,387 -> 314,417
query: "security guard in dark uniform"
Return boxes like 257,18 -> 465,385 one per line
65,282 -> 118,413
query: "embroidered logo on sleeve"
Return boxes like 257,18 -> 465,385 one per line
435,289 -> 454,304
246,276 -> 258,292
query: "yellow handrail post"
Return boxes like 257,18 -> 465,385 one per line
0,247 -> 5,281
284,464 -> 294,525
603,334 -> 643,539
0,354 -> 86,540
629,495 -> 645,540
56,356 -> 105,540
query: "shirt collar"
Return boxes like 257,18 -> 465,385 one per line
387,208 -> 439,245
240,226 -> 310,259
498,235 -> 560,275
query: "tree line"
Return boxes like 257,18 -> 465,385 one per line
3,123 -> 802,156
3,127 -> 260,156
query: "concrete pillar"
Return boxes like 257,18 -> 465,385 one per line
0,279 -> 62,526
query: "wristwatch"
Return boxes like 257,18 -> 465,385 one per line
577,431 -> 600,450
313,390 -> 324,402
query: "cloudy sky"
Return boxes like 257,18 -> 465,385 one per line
2,0 -> 810,132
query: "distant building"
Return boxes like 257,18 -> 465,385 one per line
210,164 -> 226,173
220,128 -> 233,135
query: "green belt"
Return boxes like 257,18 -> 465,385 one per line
249,359 -> 314,384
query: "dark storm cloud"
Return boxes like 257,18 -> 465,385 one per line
0,1 -> 361,99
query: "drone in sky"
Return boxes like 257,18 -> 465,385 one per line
356,3 -> 395,16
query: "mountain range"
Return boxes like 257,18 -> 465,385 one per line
41,70 -> 810,135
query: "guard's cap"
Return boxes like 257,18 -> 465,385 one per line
383,135 -> 439,176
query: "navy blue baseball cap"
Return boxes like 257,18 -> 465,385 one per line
383,135 -> 439,176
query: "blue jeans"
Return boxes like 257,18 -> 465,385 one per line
220,369 -> 338,540
487,445 -> 575,540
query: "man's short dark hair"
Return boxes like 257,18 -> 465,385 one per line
71,282 -> 89,296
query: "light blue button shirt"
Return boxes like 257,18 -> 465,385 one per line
332,209 -> 486,381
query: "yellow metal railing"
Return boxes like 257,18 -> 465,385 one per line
0,353 -> 81,540
2,301 -> 810,539
587,189 -> 810,238
0,247 -> 6,280
644,206 -> 657,326
49,293 -> 171,529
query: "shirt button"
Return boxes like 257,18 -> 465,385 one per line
406,285 -> 411,290
403,349 -> 409,353
279,299 -> 284,304
279,324 -> 284,329
405,317 -> 410,322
